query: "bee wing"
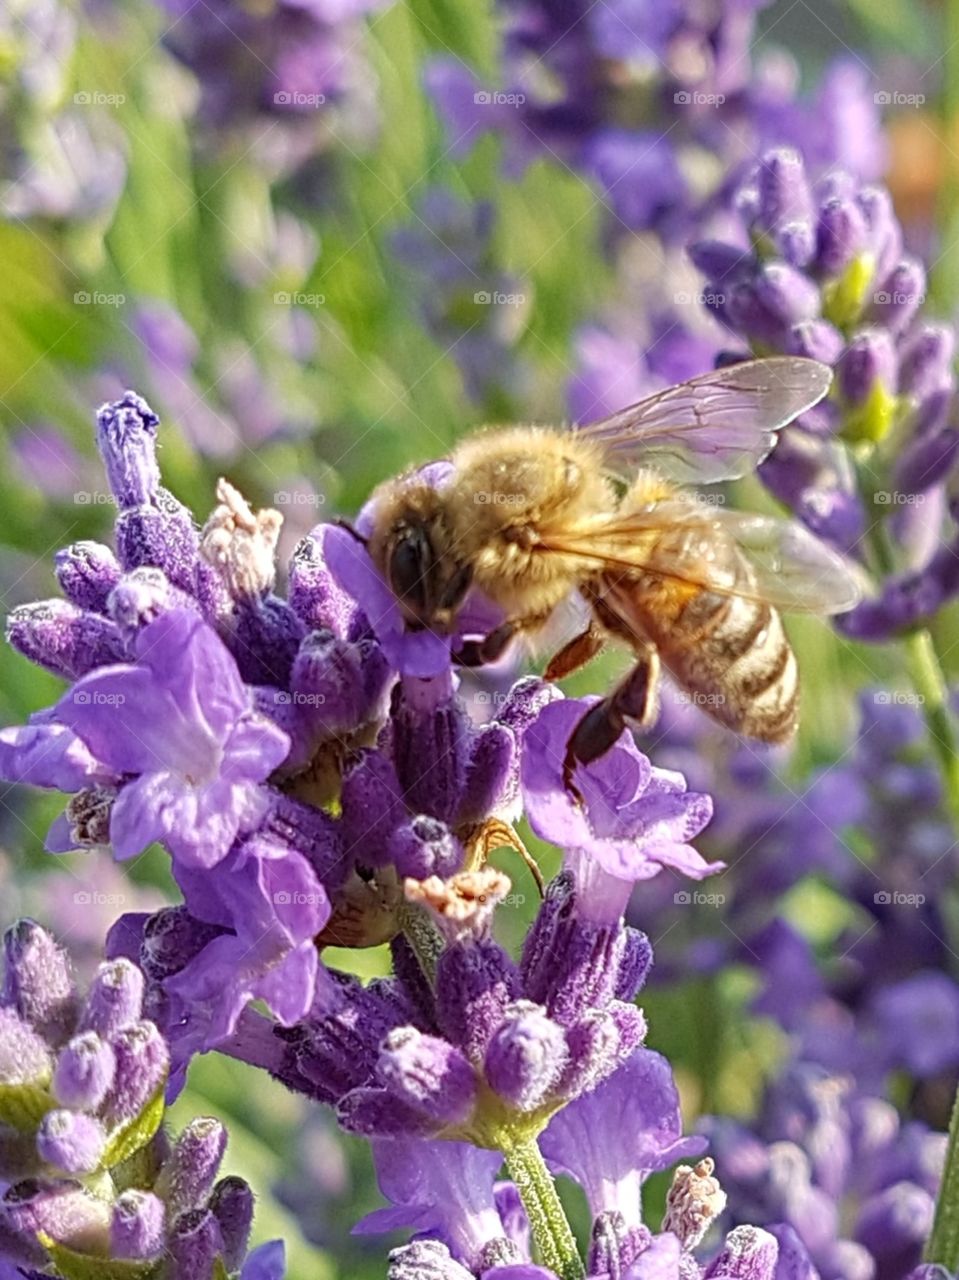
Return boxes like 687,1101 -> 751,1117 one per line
539,502 -> 865,615
574,357 -> 833,484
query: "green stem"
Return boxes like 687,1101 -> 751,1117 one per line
502,1137 -> 584,1280
928,1084 -> 959,1267
901,629 -> 959,831
398,903 -> 444,985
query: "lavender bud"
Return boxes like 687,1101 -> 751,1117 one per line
101,1021 -> 169,1128
79,958 -> 144,1038
815,197 -> 868,276
484,1002 -> 568,1111
704,1226 -> 780,1279
388,815 -> 463,880
209,1176 -> 254,1272
110,1189 -> 166,1260
388,1240 -> 475,1279
55,542 -> 121,613
392,675 -> 470,821
288,532 -> 358,636
899,325 -> 956,400
6,601 -> 126,680
96,391 -> 161,508
53,1032 -> 115,1110
871,258 -> 926,334
837,327 -> 897,405
36,1110 -> 107,1175
757,148 -> 811,236
0,1008 -> 52,1090
159,1117 -> 228,1216
291,629 -> 388,735
377,1027 -> 477,1125
753,263 -> 821,327
340,750 -> 405,867
687,241 -> 749,283
436,937 -> 522,1065
589,1211 -> 651,1274
615,929 -> 654,1001
3,920 -> 77,1044
664,1157 -> 728,1249
3,1179 -> 110,1252
457,723 -> 518,824
784,319 -> 845,365
476,1238 -> 523,1268
777,222 -> 816,268
108,567 -> 199,637
857,186 -> 904,280
167,1207 -> 225,1280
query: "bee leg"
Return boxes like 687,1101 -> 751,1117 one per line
453,622 -> 516,668
544,626 -> 605,682
562,651 -> 660,797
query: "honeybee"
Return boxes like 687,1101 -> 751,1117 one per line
365,357 -> 862,781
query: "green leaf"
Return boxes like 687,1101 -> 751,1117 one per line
39,1235 -> 160,1280
99,1084 -> 166,1171
0,1080 -> 54,1131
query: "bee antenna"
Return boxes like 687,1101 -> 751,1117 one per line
333,518 -> 368,547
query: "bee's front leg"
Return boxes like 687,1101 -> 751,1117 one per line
563,649 -> 660,797
453,621 -> 516,668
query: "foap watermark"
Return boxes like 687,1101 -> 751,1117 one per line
471,690 -> 512,708
874,90 -> 926,107
676,690 -> 727,708
474,290 -> 526,307
274,91 -> 326,108
274,490 -> 326,508
74,491 -> 119,506
273,890 -> 326,905
873,690 -> 926,707
74,90 -> 126,107
274,691 -> 327,707
674,890 -> 727,906
274,290 -> 325,307
74,291 -> 125,308
874,890 -> 926,907
73,690 -> 125,707
501,892 -> 527,909
673,90 -> 726,107
473,90 -> 526,106
874,290 -> 925,307
74,890 -> 126,907
673,290 -> 725,307
474,490 -> 527,505
874,491 -> 926,506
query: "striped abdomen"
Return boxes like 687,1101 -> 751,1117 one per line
598,529 -> 799,743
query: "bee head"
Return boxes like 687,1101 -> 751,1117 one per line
371,486 -> 473,632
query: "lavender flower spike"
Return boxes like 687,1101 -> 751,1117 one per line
0,920 -> 284,1277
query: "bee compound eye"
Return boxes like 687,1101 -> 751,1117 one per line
387,526 -> 435,617
439,561 -> 473,611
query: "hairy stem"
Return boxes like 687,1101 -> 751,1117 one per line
901,628 -> 959,830
502,1137 -> 584,1280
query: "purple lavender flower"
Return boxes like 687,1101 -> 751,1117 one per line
521,698 -> 718,922
691,149 -> 959,636
0,921 -> 284,1277
702,1060 -> 945,1280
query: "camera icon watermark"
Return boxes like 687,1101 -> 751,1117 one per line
273,91 -> 326,108
273,290 -> 325,307
873,690 -> 925,706
74,291 -> 125,308
74,90 -> 126,107
874,889 -> 926,906
673,90 -> 726,107
473,290 -> 526,306
274,691 -> 327,707
674,890 -> 727,906
473,90 -> 526,106
274,491 -> 326,507
874,90 -> 925,107
873,490 -> 926,506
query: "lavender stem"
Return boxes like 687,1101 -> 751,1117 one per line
502,1136 -> 584,1280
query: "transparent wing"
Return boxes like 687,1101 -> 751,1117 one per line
575,357 -> 833,484
538,502 -> 864,615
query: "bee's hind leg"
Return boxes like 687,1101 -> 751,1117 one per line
544,626 -> 605,681
562,649 -> 660,797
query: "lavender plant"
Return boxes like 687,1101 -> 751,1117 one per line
0,389 -> 864,1277
0,919 -> 283,1279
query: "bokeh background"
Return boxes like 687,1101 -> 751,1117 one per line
2,0 -> 959,1274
